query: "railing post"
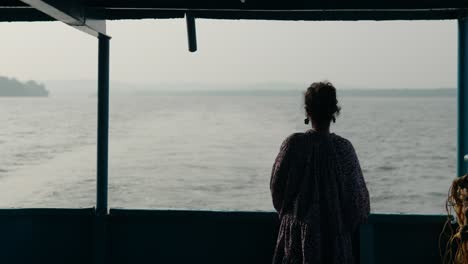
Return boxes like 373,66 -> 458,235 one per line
458,18 -> 468,177
97,33 -> 110,215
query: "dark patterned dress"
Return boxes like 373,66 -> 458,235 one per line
270,130 -> 370,264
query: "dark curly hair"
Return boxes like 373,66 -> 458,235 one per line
304,81 -> 341,126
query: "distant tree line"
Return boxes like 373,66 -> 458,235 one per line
0,76 -> 49,97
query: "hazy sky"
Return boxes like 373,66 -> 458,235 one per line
0,19 -> 457,89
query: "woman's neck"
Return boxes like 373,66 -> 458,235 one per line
311,123 -> 330,134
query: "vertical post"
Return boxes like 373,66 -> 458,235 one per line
186,12 -> 197,52
95,33 -> 110,264
97,33 -> 110,215
458,18 -> 468,177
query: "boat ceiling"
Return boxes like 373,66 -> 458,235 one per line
1,0 -> 467,22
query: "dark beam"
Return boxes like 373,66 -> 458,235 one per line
192,9 -> 464,21
17,0 -> 107,37
86,0 -> 468,10
2,7 -> 464,22
84,8 -> 464,21
0,0 -> 28,7
86,8 -> 185,20
0,7 -> 54,21
1,0 -> 468,22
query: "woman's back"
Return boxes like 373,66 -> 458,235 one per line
270,131 -> 369,264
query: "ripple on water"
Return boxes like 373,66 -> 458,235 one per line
379,176 -> 392,183
376,165 -> 397,172
427,191 -> 446,198
14,153 -> 27,159
431,156 -> 449,160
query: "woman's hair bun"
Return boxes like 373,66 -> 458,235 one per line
304,81 -> 341,124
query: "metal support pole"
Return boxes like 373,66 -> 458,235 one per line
458,18 -> 468,177
95,33 -> 110,264
186,13 -> 197,52
97,33 -> 110,215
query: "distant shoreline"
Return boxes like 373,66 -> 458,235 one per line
0,77 -> 49,97
131,88 -> 456,97
44,80 -> 455,98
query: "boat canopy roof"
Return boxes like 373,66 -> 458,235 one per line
2,0 -> 468,23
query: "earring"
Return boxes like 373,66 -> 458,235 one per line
304,118 -> 309,125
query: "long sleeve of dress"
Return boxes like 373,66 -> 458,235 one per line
270,134 -> 296,213
342,141 -> 370,232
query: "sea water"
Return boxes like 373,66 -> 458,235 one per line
0,94 -> 456,214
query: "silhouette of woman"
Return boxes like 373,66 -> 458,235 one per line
270,81 -> 370,264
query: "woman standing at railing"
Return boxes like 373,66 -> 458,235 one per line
270,81 -> 370,264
